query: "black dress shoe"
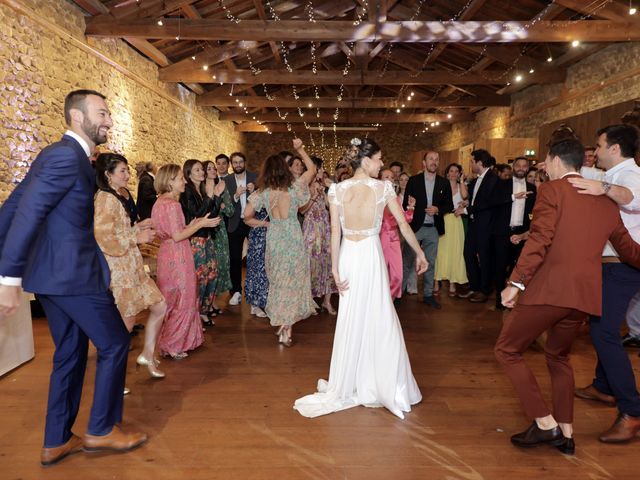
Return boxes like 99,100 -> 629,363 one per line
423,296 -> 442,309
555,436 -> 575,455
622,333 -> 640,348
510,422 -> 564,448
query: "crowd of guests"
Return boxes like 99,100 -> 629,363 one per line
3,89 -> 640,467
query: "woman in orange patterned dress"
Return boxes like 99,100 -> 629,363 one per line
94,153 -> 166,378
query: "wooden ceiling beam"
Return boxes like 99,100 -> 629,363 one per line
105,0 -> 198,20
221,111 -> 474,123
422,0 -> 488,65
181,4 -> 202,19
554,0 -> 631,21
159,68 -> 565,85
85,19 -> 640,43
71,0 -> 109,15
197,95 -> 510,108
252,0 -> 282,64
235,122 -> 453,133
124,37 -> 170,66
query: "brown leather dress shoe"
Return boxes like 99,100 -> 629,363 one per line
599,413 -> 640,443
41,434 -> 83,466
574,384 -> 616,407
469,292 -> 488,303
83,425 -> 148,453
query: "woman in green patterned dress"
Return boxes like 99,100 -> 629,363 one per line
204,160 -> 234,312
244,139 -> 317,347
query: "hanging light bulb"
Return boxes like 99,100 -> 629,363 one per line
547,56 -> 553,63
571,40 -> 580,48
157,19 -> 163,26
515,74 -> 523,82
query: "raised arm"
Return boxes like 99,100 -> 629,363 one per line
294,138 -> 317,186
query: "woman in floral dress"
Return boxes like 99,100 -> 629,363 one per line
244,139 -> 317,346
244,207 -> 269,318
94,153 -> 166,378
180,159 -> 221,326
203,161 -> 234,307
301,156 -> 337,314
152,164 -> 218,359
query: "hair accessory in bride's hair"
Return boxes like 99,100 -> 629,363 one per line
350,137 -> 362,147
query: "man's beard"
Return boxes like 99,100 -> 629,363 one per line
233,166 -> 245,174
513,170 -> 527,179
82,118 -> 108,145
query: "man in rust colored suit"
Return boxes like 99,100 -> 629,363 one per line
494,138 -> 640,455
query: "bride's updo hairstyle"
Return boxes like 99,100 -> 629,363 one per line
345,137 -> 381,170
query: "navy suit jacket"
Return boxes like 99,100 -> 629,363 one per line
403,173 -> 454,236
0,135 -> 110,295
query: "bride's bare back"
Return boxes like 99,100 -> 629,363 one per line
328,178 -> 396,241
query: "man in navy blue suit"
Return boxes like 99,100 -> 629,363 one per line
0,90 -> 147,466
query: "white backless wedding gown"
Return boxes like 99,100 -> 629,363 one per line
294,178 -> 422,419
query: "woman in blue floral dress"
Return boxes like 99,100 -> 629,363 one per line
245,207 -> 269,317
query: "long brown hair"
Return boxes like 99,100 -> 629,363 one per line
257,153 -> 294,190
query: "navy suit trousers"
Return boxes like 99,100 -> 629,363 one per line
38,292 -> 130,447
590,263 -> 640,417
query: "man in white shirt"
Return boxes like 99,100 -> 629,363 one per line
491,157 -> 536,310
569,124 -> 640,443
224,152 -> 257,306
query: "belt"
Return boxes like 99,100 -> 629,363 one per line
602,256 -> 621,264
422,224 -> 434,228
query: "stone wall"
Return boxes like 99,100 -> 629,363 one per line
0,0 -> 244,202
430,42 -> 640,153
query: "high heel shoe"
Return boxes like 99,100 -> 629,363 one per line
321,302 -> 337,316
136,355 -> 166,378
200,314 -> 213,327
278,329 -> 293,347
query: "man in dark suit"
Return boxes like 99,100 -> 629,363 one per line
403,151 -> 453,309
491,156 -> 537,310
495,139 -> 640,454
456,149 -> 500,303
135,162 -> 157,220
0,90 -> 147,466
225,152 -> 257,305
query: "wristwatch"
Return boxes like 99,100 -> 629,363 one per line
508,281 -> 525,291
602,181 -> 612,195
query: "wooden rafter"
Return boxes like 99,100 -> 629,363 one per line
158,67 -> 566,85
234,122 -> 453,133
220,111 -> 474,123
85,19 -> 640,43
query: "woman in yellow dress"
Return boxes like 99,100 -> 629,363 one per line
434,163 -> 468,296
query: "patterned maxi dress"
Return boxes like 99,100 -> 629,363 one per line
94,190 -> 163,329
152,196 -> 204,355
248,179 -> 317,326
302,187 -> 337,298
245,208 -> 269,310
212,186 -> 234,294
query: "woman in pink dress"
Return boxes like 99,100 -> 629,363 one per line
151,164 -> 219,359
379,168 -> 415,301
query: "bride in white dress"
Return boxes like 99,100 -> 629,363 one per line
294,138 -> 428,419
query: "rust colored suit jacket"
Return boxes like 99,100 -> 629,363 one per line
510,173 -> 640,316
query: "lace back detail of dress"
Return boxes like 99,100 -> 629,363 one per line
328,179 -> 396,237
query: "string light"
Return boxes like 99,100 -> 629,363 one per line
157,19 -> 163,26
218,0 -> 241,23
571,40 -> 580,47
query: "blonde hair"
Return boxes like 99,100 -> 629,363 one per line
154,164 -> 181,194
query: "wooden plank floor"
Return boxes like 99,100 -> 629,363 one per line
1,292 -> 639,479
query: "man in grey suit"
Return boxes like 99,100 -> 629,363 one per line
224,152 -> 257,305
